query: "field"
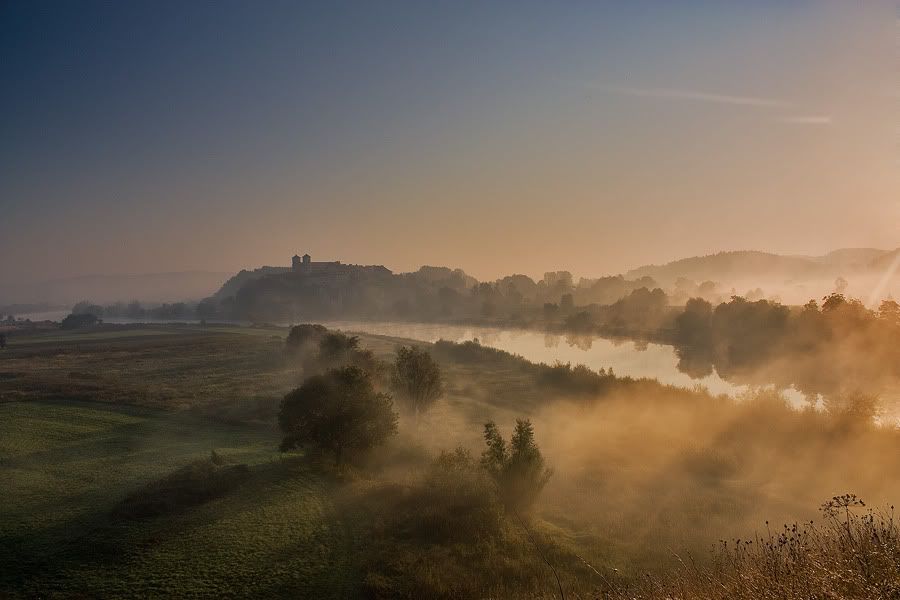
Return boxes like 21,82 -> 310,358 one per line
4,324 -> 900,598
0,325 -> 553,597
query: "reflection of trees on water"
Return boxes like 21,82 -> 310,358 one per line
565,333 -> 593,351
674,345 -> 714,379
671,294 -> 900,414
543,333 -> 560,349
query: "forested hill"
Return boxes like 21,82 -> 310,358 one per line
213,266 -> 291,301
625,248 -> 894,286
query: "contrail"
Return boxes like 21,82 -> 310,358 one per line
589,83 -> 789,108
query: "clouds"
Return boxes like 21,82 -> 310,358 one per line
592,83 -> 788,108
590,82 -> 832,125
778,115 -> 834,125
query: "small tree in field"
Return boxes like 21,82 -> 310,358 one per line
390,345 -> 443,427
480,419 -> 552,512
278,366 -> 397,464
284,323 -> 327,357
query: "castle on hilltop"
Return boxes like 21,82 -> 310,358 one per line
290,253 -> 392,280
291,253 -> 343,273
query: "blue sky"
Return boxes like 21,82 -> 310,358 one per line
1,1 -> 896,282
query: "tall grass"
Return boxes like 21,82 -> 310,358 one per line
611,495 -> 900,599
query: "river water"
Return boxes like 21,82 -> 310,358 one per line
317,320 -> 809,407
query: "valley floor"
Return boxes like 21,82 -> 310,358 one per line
3,324 -> 900,598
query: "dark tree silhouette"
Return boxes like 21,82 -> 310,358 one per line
61,313 -> 99,330
278,366 -> 397,464
480,419 -> 552,511
284,323 -> 327,356
391,345 -> 443,426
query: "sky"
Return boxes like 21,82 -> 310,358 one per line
1,1 -> 897,284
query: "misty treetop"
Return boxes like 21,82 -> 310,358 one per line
481,419 -> 553,512
278,366 -> 397,464
672,293 -> 900,398
390,345 -> 443,420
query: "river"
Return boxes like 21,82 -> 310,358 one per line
317,320 -> 809,407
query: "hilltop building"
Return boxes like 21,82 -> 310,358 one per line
291,253 -> 344,274
290,253 -> 392,280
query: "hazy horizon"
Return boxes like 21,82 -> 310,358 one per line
2,2 -> 897,287
6,244 -> 899,286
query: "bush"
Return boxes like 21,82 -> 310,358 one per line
357,447 -> 576,600
481,419 -> 552,512
390,345 -> 443,422
60,313 -> 99,329
535,361 -> 617,397
278,366 -> 398,464
303,332 -> 385,380
284,323 -> 327,356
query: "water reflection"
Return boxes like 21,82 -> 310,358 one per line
318,320 -> 809,406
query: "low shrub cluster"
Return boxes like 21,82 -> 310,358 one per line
609,495 -> 900,600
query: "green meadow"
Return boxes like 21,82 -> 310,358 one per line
4,324 -> 900,598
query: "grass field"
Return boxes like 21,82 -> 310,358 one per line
0,326 -> 357,597
0,324 -> 531,597
0,397 -> 362,598
5,323 -> 899,598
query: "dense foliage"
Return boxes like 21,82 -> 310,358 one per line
481,419 -> 553,512
390,345 -> 443,420
278,366 -> 398,463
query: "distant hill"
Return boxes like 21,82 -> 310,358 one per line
811,248 -> 887,268
869,248 -> 900,272
2,271 -> 232,306
626,248 -> 896,286
213,266 -> 291,300
626,251 -> 822,285
624,247 -> 900,305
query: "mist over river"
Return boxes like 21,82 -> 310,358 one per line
317,320 -> 809,407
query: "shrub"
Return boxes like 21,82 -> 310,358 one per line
278,366 -> 398,464
390,345 -> 443,423
535,361 -> 616,397
60,313 -> 99,329
303,332 -> 385,380
284,323 -> 327,356
481,419 -> 552,512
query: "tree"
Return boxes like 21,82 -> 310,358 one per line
195,298 -> 218,320
542,302 -> 559,321
278,366 -> 397,464
312,332 -> 382,376
878,299 -> 900,326
284,323 -> 327,356
391,345 -> 443,426
61,313 -> 99,329
674,297 -> 713,347
72,301 -> 104,317
0,333 -> 6,349
480,419 -> 552,511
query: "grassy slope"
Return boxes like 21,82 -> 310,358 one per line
0,326 -> 363,598
0,401 -> 358,598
